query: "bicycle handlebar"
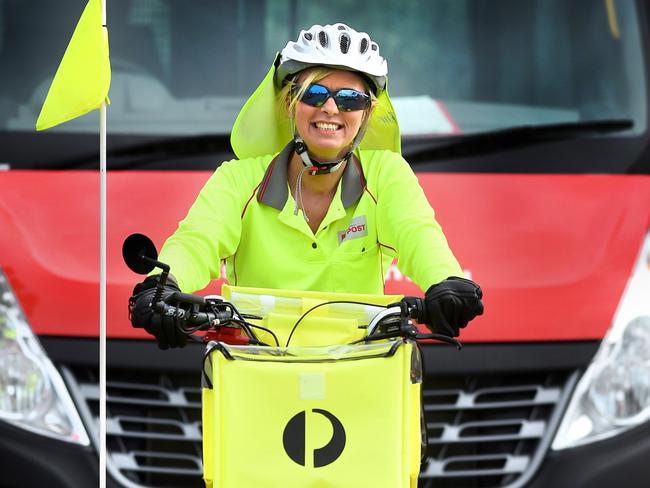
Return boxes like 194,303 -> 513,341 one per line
151,289 -> 461,348
124,234 -> 458,347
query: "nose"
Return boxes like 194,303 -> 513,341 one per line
321,96 -> 339,115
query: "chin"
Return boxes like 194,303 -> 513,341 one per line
305,141 -> 352,162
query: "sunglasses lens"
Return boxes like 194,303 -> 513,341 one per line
297,84 -> 370,111
335,89 -> 370,111
301,84 -> 330,107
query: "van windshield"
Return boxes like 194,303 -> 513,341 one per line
0,0 -> 645,168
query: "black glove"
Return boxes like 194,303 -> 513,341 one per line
423,277 -> 484,337
129,274 -> 188,349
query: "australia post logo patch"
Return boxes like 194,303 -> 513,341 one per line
338,216 -> 368,244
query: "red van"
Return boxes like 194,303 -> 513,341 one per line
1,1 -> 649,486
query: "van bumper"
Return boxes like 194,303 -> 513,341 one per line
527,420 -> 650,488
0,420 -> 99,488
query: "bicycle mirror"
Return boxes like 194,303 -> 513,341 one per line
122,233 -> 159,274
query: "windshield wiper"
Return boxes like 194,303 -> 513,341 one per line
56,133 -> 233,170
404,119 -> 634,163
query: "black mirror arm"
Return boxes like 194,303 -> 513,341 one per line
140,255 -> 171,305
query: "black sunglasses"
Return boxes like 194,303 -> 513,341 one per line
294,83 -> 371,112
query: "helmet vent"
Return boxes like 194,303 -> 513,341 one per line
371,42 -> 378,51
339,34 -> 350,54
337,24 -> 347,30
318,30 -> 328,47
360,38 -> 369,54
303,32 -> 313,41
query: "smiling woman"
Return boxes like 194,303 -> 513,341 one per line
127,28 -> 483,488
128,22 -> 483,351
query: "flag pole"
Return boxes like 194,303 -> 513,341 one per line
99,105 -> 106,488
99,0 -> 107,486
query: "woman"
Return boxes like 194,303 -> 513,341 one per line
130,23 -> 483,349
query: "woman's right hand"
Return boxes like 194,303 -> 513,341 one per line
129,274 -> 188,349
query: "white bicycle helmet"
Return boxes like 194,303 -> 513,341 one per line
276,23 -> 388,94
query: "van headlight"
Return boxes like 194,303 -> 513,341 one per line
0,270 -> 90,445
552,232 -> 650,450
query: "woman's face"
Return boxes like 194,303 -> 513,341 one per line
293,70 -> 368,162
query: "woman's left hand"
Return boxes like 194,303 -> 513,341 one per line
422,277 -> 484,337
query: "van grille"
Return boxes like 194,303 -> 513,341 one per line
62,365 -> 576,488
419,371 -> 577,487
62,367 -> 205,488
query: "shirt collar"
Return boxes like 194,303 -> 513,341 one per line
257,141 -> 366,210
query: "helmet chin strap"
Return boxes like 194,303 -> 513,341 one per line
294,137 -> 349,176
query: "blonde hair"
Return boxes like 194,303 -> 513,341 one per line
277,67 -> 377,137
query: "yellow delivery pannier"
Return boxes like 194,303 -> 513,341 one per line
202,286 -> 423,488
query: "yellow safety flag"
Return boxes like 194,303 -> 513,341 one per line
36,0 -> 110,131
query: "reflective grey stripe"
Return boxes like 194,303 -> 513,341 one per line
341,154 -> 366,208
256,141 -> 366,210
257,142 -> 292,209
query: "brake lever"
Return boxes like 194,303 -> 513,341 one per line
365,322 -> 463,347
415,333 -> 462,350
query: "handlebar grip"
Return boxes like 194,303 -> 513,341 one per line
167,291 -> 206,306
188,310 -> 233,324
153,303 -> 233,326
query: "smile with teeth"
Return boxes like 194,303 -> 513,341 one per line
313,122 -> 342,131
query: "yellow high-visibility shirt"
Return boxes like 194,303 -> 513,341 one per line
158,143 -> 462,294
